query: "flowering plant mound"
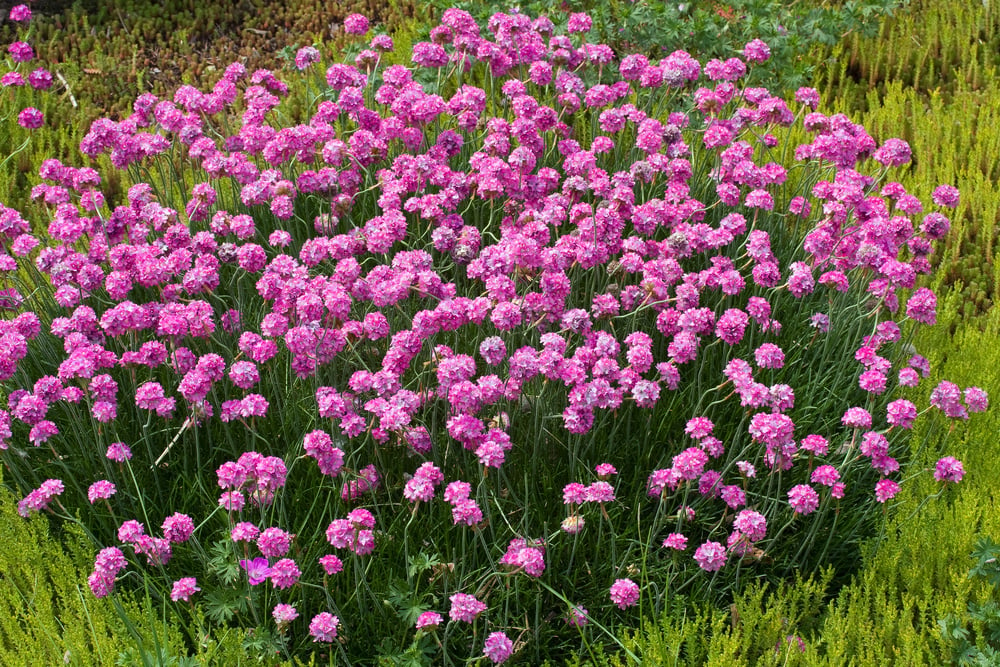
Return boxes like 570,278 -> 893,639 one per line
0,7 -> 986,663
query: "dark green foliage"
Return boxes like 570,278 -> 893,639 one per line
425,0 -> 900,94
940,538 -> 1000,665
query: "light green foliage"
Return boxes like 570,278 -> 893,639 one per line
0,480 -> 173,665
0,477 -> 268,664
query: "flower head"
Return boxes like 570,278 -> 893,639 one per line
239,557 -> 271,585
483,631 -> 514,664
309,612 -> 340,642
934,457 -> 965,483
609,578 -> 639,609
693,541 -> 727,572
170,577 -> 200,602
415,611 -> 443,631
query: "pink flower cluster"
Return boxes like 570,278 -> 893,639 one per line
325,508 -> 376,556
88,546 -> 127,598
0,8 -> 987,660
17,479 -> 63,517
499,537 -> 546,577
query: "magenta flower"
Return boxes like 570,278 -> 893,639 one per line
161,513 -> 195,543
932,184 -> 960,208
934,457 -> 965,483
743,39 -> 771,63
886,399 -> 918,429
609,578 -> 640,609
106,442 -> 132,462
754,343 -> 785,369
268,558 -> 301,589
17,108 -> 43,130
563,604 -> 589,628
8,4 -> 31,21
272,603 -> 299,630
87,480 -> 117,504
170,577 -> 200,602
965,386 -> 989,413
240,557 -> 271,585
17,479 -> 64,518
343,13 -> 370,34
449,592 -> 487,623
500,538 -> 546,577
693,541 -> 727,572
662,533 -> 688,551
567,12 -> 592,33
842,407 -> 873,429
483,631 -> 514,664
257,527 -> 293,558
787,484 -> 820,515
319,554 -> 344,575
811,465 -> 841,487
415,611 -> 443,631
309,612 -> 340,642
874,479 -> 900,503
733,510 -> 767,541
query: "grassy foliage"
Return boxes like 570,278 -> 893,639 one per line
0,476 -> 261,665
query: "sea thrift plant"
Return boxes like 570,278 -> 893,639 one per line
0,10 -> 986,663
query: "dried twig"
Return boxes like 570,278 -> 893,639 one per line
55,70 -> 77,108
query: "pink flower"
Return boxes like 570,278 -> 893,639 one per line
268,558 -> 301,589
567,12 -> 592,33
743,39 -> 771,63
272,603 -> 299,629
170,577 -> 200,602
965,386 -> 989,413
811,465 -> 840,487
662,533 -> 688,550
483,631 -> 514,664
787,484 -> 820,515
344,13 -> 370,35
693,541 -> 727,572
595,463 -> 617,479
932,184 -> 960,208
106,442 -> 132,462
240,557 -> 271,585
9,5 -> 31,22
886,399 -> 918,429
733,510 -> 767,541
874,479 -> 900,503
17,108 -> 43,130
415,611 -> 443,631
449,592 -> 487,622
499,538 -> 546,577
547,600 -> 582,630
609,578 -> 640,609
561,515 -> 585,534
754,343 -> 785,369
934,457 -> 965,483
162,513 -> 195,543
586,481 -> 616,503
87,480 -> 116,504
257,527 -> 293,557
319,554 -> 344,575
842,407 -> 873,429
309,612 -> 340,642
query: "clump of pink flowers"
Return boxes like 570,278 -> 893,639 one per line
0,8 -> 987,664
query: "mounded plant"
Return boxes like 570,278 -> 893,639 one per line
0,5 -> 987,664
